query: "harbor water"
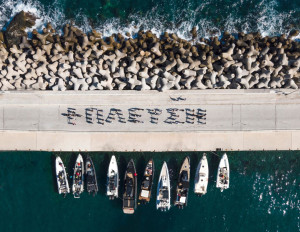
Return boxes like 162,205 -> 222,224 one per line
0,151 -> 298,231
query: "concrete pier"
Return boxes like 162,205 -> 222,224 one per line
0,89 -> 300,151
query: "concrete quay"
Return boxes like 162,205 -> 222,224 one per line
0,89 -> 300,151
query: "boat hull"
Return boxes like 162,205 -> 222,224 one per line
106,155 -> 119,200
55,156 -> 70,196
123,159 -> 137,214
72,154 -> 84,198
156,162 -> 171,211
194,154 -> 209,196
175,156 -> 190,208
139,159 -> 154,203
216,153 -> 230,191
85,156 -> 98,196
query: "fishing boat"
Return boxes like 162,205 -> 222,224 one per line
106,155 -> 119,200
174,156 -> 190,209
194,153 -> 209,196
85,155 -> 98,196
55,156 -> 70,197
72,154 -> 84,198
123,159 -> 137,214
216,153 -> 230,192
138,159 -> 155,203
156,162 -> 171,211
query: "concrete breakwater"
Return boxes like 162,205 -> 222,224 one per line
0,90 -> 300,151
0,11 -> 299,91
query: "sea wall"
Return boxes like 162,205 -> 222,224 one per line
0,90 -> 300,151
0,11 -> 299,91
1,131 -> 300,151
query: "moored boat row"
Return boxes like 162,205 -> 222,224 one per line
194,153 -> 230,194
55,153 -> 230,213
55,154 -> 98,199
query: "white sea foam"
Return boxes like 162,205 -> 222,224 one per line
0,0 -> 299,40
0,0 -> 66,34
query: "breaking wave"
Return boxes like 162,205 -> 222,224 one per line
0,0 -> 299,39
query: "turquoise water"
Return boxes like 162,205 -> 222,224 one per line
0,0 -> 299,39
0,151 -> 299,231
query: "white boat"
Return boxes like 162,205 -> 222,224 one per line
72,154 -> 84,198
106,155 -> 119,200
194,153 -> 209,196
55,156 -> 70,197
216,153 -> 230,192
156,162 -> 171,211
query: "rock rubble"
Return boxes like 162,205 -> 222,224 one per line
0,11 -> 299,91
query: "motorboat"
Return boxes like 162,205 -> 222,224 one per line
216,153 -> 230,192
72,154 -> 84,198
55,156 -> 70,197
138,159 -> 154,203
156,162 -> 171,211
85,155 -> 98,196
106,155 -> 119,200
174,156 -> 190,209
194,153 -> 209,196
123,159 -> 137,214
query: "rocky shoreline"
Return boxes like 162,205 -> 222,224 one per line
0,11 -> 299,91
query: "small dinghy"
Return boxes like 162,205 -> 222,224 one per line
216,153 -> 230,192
174,156 -> 190,209
156,162 -> 171,211
55,156 -> 70,197
123,159 -> 137,214
139,159 -> 154,203
72,154 -> 84,198
106,155 -> 119,200
194,153 -> 209,196
85,155 -> 98,196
